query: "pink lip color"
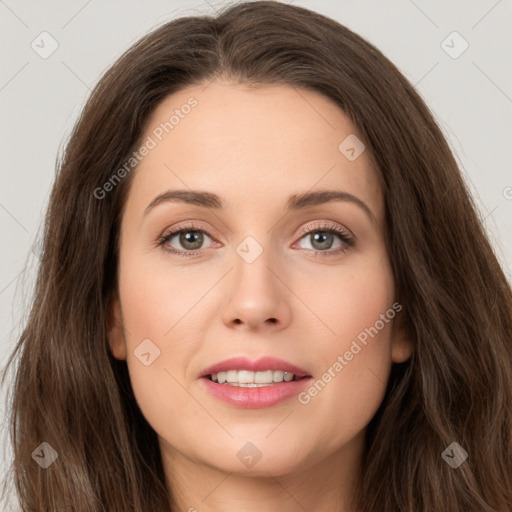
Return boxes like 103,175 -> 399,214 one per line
200,377 -> 312,408
199,356 -> 312,409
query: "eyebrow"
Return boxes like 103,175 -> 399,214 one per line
143,189 -> 377,224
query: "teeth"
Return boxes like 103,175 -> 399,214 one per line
273,370 -> 284,383
210,370 -> 297,385
226,370 -> 238,383
255,370 -> 273,383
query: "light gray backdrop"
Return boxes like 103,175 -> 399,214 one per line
1,0 -> 511,507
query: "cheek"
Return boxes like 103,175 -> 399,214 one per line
117,241 -> 204,342
293,325 -> 394,460
306,250 -> 395,346
126,359 -> 210,458
116,253 -> 207,437
293,254 -> 395,440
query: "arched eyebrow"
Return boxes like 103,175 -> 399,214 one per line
287,190 -> 376,224
143,189 -> 377,224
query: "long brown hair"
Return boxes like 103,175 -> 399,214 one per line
2,1 -> 511,510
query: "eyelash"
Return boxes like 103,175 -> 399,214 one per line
156,221 -> 355,258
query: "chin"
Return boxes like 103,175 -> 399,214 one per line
195,440 -> 310,477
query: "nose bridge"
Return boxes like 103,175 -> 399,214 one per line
232,233 -> 278,293
222,231 -> 291,330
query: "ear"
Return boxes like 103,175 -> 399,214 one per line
107,292 -> 127,360
390,307 -> 414,364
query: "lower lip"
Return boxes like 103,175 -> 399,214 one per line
200,377 -> 312,408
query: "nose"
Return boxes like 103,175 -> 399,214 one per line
221,246 -> 292,332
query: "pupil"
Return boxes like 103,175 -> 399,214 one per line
312,231 -> 332,250
181,231 -> 203,250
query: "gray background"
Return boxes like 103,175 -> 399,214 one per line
1,0 -> 511,505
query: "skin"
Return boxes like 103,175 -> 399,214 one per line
108,80 -> 413,512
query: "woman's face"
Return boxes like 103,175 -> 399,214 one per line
109,81 -> 412,482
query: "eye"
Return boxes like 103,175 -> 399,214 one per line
156,221 -> 355,258
294,221 -> 354,257
156,223 -> 214,257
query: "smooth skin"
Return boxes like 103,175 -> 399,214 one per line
108,80 -> 413,512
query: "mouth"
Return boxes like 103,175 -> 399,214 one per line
199,357 -> 312,408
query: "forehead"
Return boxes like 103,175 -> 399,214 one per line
125,81 -> 383,223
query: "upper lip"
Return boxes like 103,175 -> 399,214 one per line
199,356 -> 310,379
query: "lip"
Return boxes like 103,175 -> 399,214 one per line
199,356 -> 312,409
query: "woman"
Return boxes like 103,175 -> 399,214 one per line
2,1 -> 511,510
